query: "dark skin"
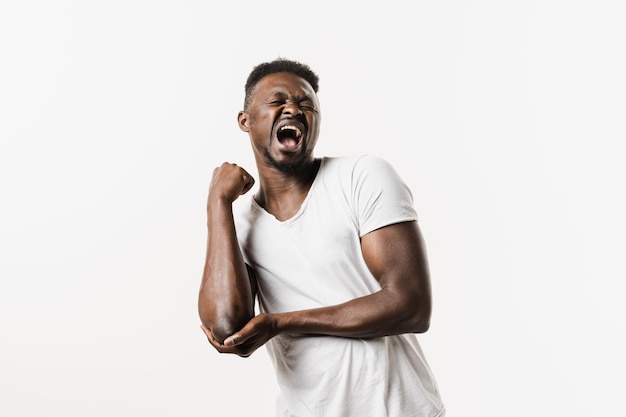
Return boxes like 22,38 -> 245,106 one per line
198,72 -> 433,357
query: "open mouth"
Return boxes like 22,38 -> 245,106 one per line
276,124 -> 303,149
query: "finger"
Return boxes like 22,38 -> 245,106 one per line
224,323 -> 256,346
200,324 -> 216,342
200,324 -> 210,337
200,325 -> 225,349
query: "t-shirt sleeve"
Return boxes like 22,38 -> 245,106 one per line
351,155 -> 418,237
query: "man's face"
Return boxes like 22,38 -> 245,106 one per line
239,72 -> 321,173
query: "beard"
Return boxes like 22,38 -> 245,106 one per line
263,147 -> 306,173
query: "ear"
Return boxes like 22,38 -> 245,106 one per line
238,111 -> 250,132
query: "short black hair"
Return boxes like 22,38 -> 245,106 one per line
244,58 -> 320,109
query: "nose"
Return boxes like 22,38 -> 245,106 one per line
282,101 -> 302,116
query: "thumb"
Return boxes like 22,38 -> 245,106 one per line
224,333 -> 242,347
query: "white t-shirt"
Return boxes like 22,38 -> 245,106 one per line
234,155 -> 445,417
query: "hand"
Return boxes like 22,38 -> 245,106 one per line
200,313 -> 277,358
208,162 -> 255,205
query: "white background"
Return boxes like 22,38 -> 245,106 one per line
1,1 -> 625,416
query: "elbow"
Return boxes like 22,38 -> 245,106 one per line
208,317 -> 245,345
198,289 -> 254,344
408,292 -> 432,334
199,303 -> 252,345
411,316 -> 431,333
398,301 -> 432,334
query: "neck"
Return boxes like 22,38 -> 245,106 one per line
255,158 -> 321,221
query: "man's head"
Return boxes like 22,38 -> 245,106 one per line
244,58 -> 319,110
238,59 -> 321,174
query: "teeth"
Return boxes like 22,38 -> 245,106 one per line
279,125 -> 302,137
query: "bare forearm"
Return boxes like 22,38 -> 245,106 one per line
215,284 -> 431,356
198,198 -> 254,342
272,286 -> 431,339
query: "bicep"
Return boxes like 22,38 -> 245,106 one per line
360,221 -> 432,313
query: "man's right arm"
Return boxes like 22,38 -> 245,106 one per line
198,163 -> 256,344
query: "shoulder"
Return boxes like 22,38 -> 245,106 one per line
320,154 -> 396,177
331,155 -> 417,235
318,155 -> 408,194
334,154 -> 406,188
353,154 -> 398,175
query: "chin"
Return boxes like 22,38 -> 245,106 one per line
264,149 -> 305,173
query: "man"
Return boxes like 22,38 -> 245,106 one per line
198,58 -> 445,417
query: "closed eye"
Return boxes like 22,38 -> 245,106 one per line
299,101 -> 316,111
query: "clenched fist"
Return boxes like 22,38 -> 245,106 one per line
208,162 -> 255,205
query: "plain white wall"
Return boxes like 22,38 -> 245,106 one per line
1,1 -> 624,416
